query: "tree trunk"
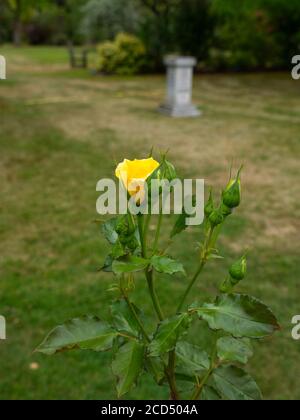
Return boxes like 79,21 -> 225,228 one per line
13,21 -> 22,47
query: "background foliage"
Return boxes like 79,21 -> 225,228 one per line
1,0 -> 300,71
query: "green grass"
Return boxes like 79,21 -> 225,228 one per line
0,46 -> 300,400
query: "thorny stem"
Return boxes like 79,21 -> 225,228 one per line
167,348 -> 179,400
176,226 -> 215,312
123,293 -> 151,343
138,213 -> 178,398
146,269 -> 164,321
167,225 -> 219,400
138,213 -> 164,321
121,280 -> 178,398
191,343 -> 218,400
153,210 -> 163,253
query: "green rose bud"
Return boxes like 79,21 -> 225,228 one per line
209,208 -> 224,227
219,277 -> 233,293
163,159 -> 177,181
116,216 -> 129,236
220,202 -> 232,217
229,255 -> 247,284
222,166 -> 242,209
204,189 -> 214,218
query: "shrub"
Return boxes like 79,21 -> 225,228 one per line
97,33 -> 146,75
37,155 -> 279,401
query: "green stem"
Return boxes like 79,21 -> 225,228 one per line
167,349 -> 180,400
138,214 -> 177,397
153,211 -> 163,253
177,227 -> 215,312
191,344 -> 218,400
122,282 -> 177,398
137,214 -> 145,256
146,269 -> 164,321
123,294 -> 151,343
176,260 -> 206,313
138,214 -> 164,321
191,366 -> 214,400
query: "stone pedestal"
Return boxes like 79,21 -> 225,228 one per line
0,55 -> 6,80
159,56 -> 200,118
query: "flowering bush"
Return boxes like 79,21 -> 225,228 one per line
37,155 -> 279,400
96,33 -> 146,75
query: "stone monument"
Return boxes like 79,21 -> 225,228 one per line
0,55 -> 6,80
159,56 -> 200,118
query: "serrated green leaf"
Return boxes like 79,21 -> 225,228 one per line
201,385 -> 222,400
101,217 -> 119,244
191,294 -> 280,338
213,365 -> 262,400
145,356 -> 165,385
149,314 -> 191,356
151,255 -> 185,275
176,341 -> 210,377
112,341 -> 145,397
217,337 -> 253,364
111,240 -> 126,259
111,299 -> 143,338
36,316 -> 117,355
101,254 -> 114,272
112,256 -> 149,275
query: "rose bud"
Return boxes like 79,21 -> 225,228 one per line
220,202 -> 232,217
209,208 -> 224,227
204,189 -> 214,218
222,166 -> 242,209
229,255 -> 247,284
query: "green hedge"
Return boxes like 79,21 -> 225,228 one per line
96,33 -> 146,75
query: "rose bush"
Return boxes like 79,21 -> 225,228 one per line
36,154 -> 279,400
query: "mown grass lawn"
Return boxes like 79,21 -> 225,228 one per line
0,46 -> 300,400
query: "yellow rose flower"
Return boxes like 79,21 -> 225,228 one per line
115,157 -> 160,198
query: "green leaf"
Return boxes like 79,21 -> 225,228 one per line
111,299 -> 142,338
111,240 -> 126,259
191,294 -> 280,338
149,314 -> 191,356
217,337 -> 253,364
112,256 -> 149,275
163,159 -> 177,181
150,255 -> 185,276
145,356 -> 165,385
101,217 -> 119,245
176,341 -> 210,377
213,366 -> 262,400
36,316 -> 117,355
100,254 -> 114,272
170,195 -> 196,238
101,216 -> 140,254
201,385 -> 222,400
112,341 -> 145,397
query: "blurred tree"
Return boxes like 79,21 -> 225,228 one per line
210,0 -> 281,70
174,0 -> 214,60
80,0 -> 140,43
53,0 -> 86,44
263,0 -> 300,65
137,0 -> 179,69
3,0 -> 49,46
0,2 -> 13,43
